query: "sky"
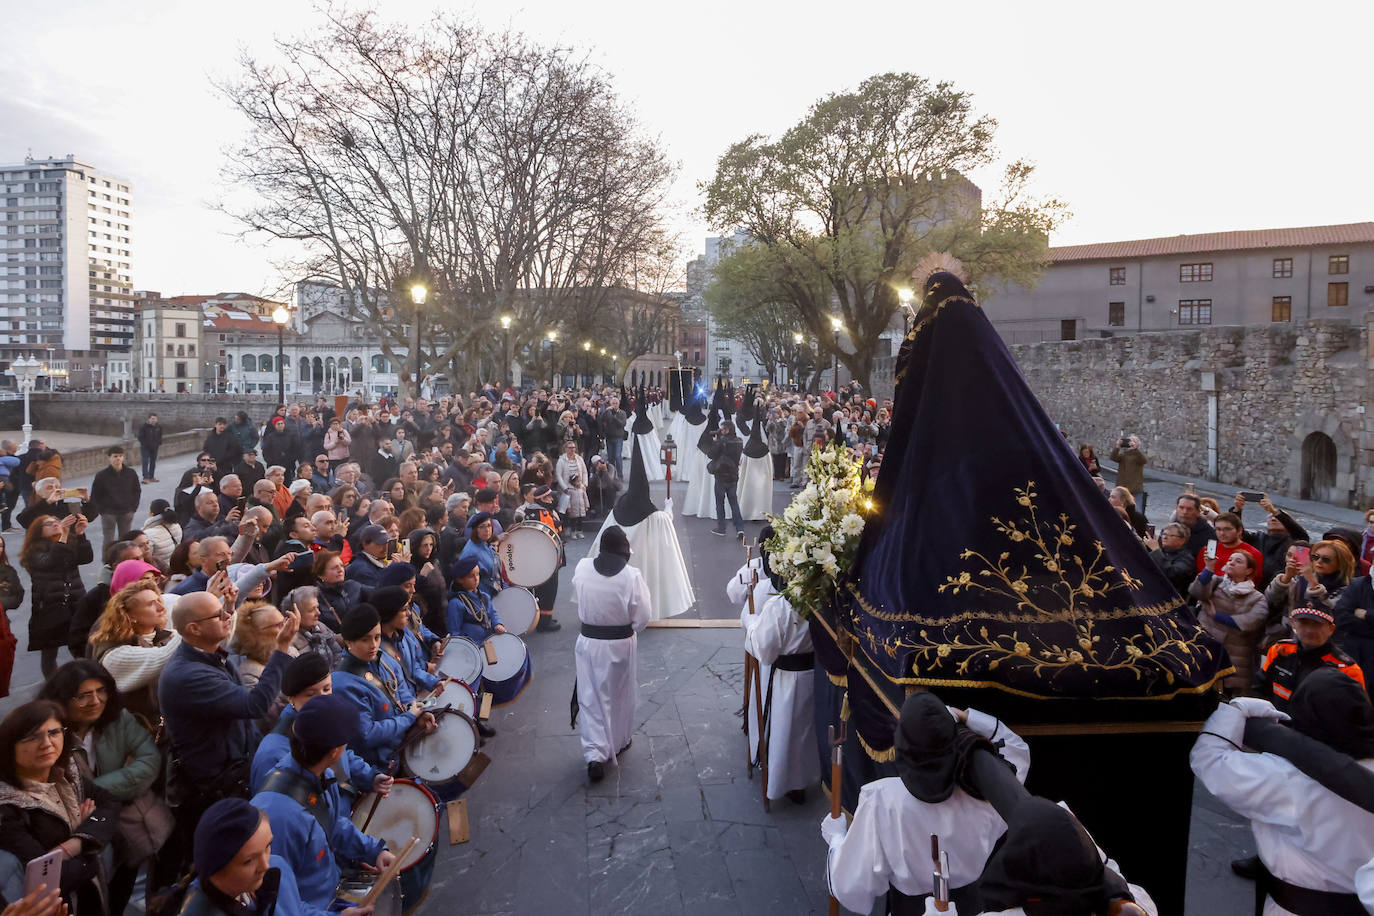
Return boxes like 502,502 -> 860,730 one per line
3,0 -> 1371,298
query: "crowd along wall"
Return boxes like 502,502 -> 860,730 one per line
1007,315 -> 1374,509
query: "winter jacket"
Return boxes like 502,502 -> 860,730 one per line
22,536 -> 93,651
202,428 -> 242,469
75,710 -> 162,802
136,421 -> 163,452
1190,570 -> 1267,693
90,465 -> 142,517
229,419 -> 260,453
323,427 -> 352,461
1333,575 -> 1374,688
261,425 -> 300,471
706,433 -> 744,485
143,517 -> 183,566
1149,546 -> 1196,598
1109,445 -> 1148,494
1237,507 -> 1308,589
0,562 -> 23,613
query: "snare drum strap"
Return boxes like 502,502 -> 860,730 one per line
260,767 -> 335,839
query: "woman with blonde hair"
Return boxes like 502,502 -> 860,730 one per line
229,603 -> 293,688
88,580 -> 179,726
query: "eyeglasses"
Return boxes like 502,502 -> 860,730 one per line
18,727 -> 63,745
1312,554 -> 1336,564
195,608 -> 234,622
74,687 -> 108,703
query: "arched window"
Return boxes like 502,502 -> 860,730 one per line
280,355 -> 290,370
242,354 -> 257,372
264,355 -> 276,372
352,357 -> 363,376
226,354 -> 234,370
299,360 -> 311,382
371,354 -> 386,372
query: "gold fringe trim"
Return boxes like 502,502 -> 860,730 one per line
826,671 -> 848,687
857,730 -> 897,763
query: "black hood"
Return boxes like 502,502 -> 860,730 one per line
632,385 -> 654,435
668,369 -> 691,413
743,400 -> 769,458
892,692 -> 958,802
1290,667 -> 1374,759
698,379 -> 723,453
593,525 -> 631,576
613,435 -> 658,527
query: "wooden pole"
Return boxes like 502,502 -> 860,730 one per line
827,723 -> 845,916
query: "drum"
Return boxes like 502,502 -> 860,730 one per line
492,586 -> 538,634
350,779 -> 439,915
334,877 -> 401,916
481,633 -> 532,706
435,636 -> 484,688
500,521 -> 561,587
426,679 -> 476,719
401,710 -> 479,786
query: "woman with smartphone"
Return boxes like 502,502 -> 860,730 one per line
1190,549 -> 1267,694
20,515 -> 92,679
0,700 -> 119,914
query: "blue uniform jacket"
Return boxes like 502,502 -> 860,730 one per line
382,625 -> 440,693
445,589 -> 501,645
249,706 -> 379,796
181,855 -> 329,916
250,758 -> 384,908
456,540 -> 500,600
331,654 -> 416,768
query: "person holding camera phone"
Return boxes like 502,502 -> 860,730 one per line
1109,434 -> 1149,515
1230,492 -> 1310,591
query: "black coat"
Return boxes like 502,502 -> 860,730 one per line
260,426 -> 300,471
23,537 -> 93,651
706,434 -> 743,484
137,421 -> 163,452
90,465 -> 142,517
1150,547 -> 1198,599
202,428 -> 242,470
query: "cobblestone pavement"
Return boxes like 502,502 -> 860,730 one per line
2,454 -> 1258,915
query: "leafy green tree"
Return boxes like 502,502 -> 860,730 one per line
702,73 -> 1068,388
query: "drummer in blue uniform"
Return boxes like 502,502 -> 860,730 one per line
377,562 -> 444,671
374,585 -> 445,695
332,604 -> 436,768
456,512 -> 502,600
446,556 -> 508,644
250,693 -> 396,911
251,652 -> 393,799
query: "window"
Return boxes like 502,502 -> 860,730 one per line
1330,255 -> 1349,275
174,322 -> 185,338
174,362 -> 187,378
1272,258 -> 1293,278
242,354 -> 257,372
1108,302 -> 1125,327
1179,263 -> 1213,282
1109,267 -> 1126,286
187,345 -> 195,357
1329,282 -> 1349,307
1178,299 -> 1212,325
1272,296 -> 1292,322
260,355 -> 272,372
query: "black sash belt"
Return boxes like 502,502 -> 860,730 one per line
581,622 -> 634,640
773,651 -> 814,672
1259,867 -> 1365,916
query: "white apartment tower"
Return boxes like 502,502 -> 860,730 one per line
0,155 -> 134,388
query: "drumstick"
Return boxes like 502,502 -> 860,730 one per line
360,836 -> 419,907
359,758 -> 400,834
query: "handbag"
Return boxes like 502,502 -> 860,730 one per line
115,790 -> 175,864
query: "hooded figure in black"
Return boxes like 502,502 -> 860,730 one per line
809,264 -> 1229,915
665,371 -> 698,484
738,395 -> 773,521
631,385 -> 664,481
683,378 -> 725,519
589,435 -> 694,620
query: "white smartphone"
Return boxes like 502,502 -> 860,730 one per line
24,849 -> 62,897
1206,539 -> 1218,559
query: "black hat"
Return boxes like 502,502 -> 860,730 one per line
340,603 -> 381,640
613,436 -> 658,527
593,526 -> 631,576
194,798 -> 263,879
282,652 -> 332,697
1289,667 -> 1374,759
979,797 -> 1109,915
892,692 -> 958,802
293,693 -> 360,748
371,586 -> 410,622
743,400 -> 768,459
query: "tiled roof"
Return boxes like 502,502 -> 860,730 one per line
1050,222 -> 1374,263
203,313 -> 291,334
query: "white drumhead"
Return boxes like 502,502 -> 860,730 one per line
482,633 -> 529,681
492,586 -> 538,635
500,525 -> 560,586
436,637 -> 484,684
403,714 -> 477,784
350,781 -> 437,869
428,681 -> 475,718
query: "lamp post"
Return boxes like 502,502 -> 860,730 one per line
898,287 -> 914,337
272,305 -> 289,404
599,348 -> 607,385
792,332 -> 804,391
500,315 -> 512,389
410,284 -> 427,401
829,316 -> 842,394
661,433 -> 677,501
8,355 -> 42,449
582,341 -> 591,388
546,330 -> 558,390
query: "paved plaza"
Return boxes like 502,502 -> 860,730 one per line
0,450 -> 1321,915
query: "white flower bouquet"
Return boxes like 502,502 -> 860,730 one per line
765,440 -> 873,620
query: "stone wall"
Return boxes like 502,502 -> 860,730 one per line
1007,315 -> 1373,508
15,394 -> 282,437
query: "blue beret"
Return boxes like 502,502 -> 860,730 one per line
293,693 -> 360,748
195,798 -> 263,878
378,561 -> 417,587
371,585 -> 410,622
451,556 -> 479,580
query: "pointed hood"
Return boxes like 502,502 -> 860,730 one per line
813,268 -> 1228,757
743,399 -> 769,458
632,385 -> 653,435
613,434 -> 658,527
619,382 -> 631,414
736,385 -> 759,425
668,369 -> 691,413
698,378 -> 723,453
683,389 -> 707,425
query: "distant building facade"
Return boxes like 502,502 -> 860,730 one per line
133,293 -> 205,393
986,222 -> 1374,343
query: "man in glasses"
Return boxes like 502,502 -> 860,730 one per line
1195,511 -> 1264,583
1257,605 -> 1365,712
158,585 -> 299,874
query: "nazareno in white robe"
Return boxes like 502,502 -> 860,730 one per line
737,451 -> 773,520
589,506 -> 696,620
741,592 -> 818,800
824,710 -> 1030,914
663,411 -> 692,483
681,443 -> 718,519
727,560 -> 774,762
572,557 -> 652,765
634,427 -> 664,481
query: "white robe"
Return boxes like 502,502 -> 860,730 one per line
737,453 -> 773,520
825,710 -> 1029,914
591,507 -> 695,620
634,428 -> 665,481
1357,858 -> 1374,910
663,412 -> 692,483
681,445 -> 718,519
742,593 -> 818,800
572,558 -> 652,764
727,561 -> 774,762
1190,701 -> 1374,916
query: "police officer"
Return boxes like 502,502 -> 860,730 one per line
1257,605 -> 1366,712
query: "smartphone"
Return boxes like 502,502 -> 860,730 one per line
24,849 -> 62,897
386,538 -> 399,559
1293,546 -> 1311,567
1146,524 -> 1156,539
62,488 -> 84,500
1205,539 -> 1218,559
235,496 -> 248,513
1240,491 -> 1265,502
216,558 -> 228,572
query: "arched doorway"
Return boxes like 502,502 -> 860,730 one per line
1300,432 -> 1338,502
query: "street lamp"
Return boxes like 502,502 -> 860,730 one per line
500,315 -> 512,388
830,316 -> 843,393
898,287 -> 915,336
546,330 -> 558,390
582,340 -> 591,387
7,355 -> 42,449
792,332 -> 804,390
272,305 -> 290,404
410,284 -> 427,400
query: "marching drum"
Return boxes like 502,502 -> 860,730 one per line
401,709 -> 480,786
435,636 -> 484,689
481,632 -> 533,706
350,779 -> 440,915
426,679 -> 477,719
499,521 -> 561,587
492,586 -> 538,634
